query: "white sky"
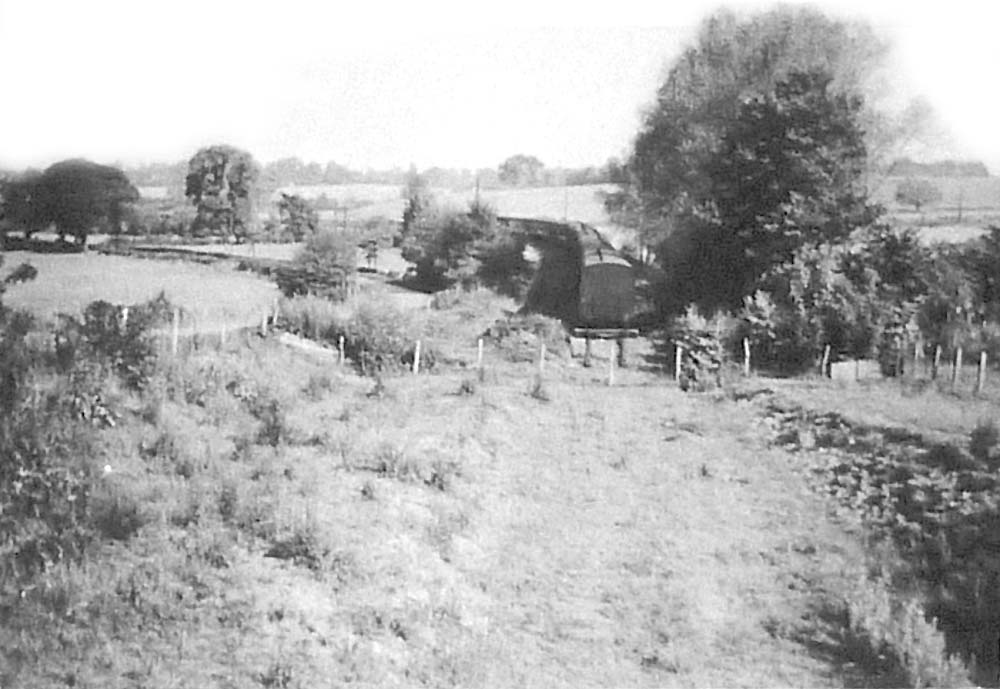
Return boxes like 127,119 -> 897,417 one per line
0,0 -> 998,172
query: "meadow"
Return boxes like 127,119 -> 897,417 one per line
0,251 -> 279,329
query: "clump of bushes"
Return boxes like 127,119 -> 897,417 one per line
274,228 -> 357,300
54,292 -> 174,389
280,294 -> 433,375
970,418 -> 1000,467
482,313 -> 567,363
669,307 -> 734,391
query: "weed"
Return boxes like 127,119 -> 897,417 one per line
303,370 -> 335,401
529,375 -> 550,402
969,418 -> 999,466
266,529 -> 328,572
90,482 -> 148,541
360,481 -> 376,500
257,659 -> 295,688
456,378 -> 477,396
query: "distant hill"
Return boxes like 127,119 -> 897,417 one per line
887,159 -> 990,178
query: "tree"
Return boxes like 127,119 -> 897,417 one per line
658,70 -> 878,312
400,167 -> 434,241
498,154 -> 545,187
1,161 -> 138,244
895,178 -> 942,213
277,193 -> 319,241
0,171 -> 46,238
623,6 -> 892,254
399,200 -> 524,290
185,145 -> 259,241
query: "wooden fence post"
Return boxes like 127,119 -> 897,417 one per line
743,338 -> 751,377
338,335 -> 345,366
951,346 -> 963,389
271,298 -> 280,329
477,338 -> 484,381
121,306 -> 129,330
171,308 -> 180,356
538,341 -> 546,376
259,310 -> 268,337
413,340 -> 421,375
932,345 -> 942,380
977,351 -> 987,395
821,344 -> 831,378
674,344 -> 683,384
608,339 -> 616,386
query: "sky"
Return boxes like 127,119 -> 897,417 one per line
0,0 -> 998,173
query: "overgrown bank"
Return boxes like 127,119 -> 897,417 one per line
762,390 -> 997,685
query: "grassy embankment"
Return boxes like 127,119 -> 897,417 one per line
0,262 -> 978,687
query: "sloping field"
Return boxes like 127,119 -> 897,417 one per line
0,330 -> 919,687
0,251 -> 279,327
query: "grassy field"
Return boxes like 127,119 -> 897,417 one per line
0,251 -> 279,328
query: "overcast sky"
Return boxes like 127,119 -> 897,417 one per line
0,0 -> 998,172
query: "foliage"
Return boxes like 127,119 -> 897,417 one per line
55,293 -> 174,390
279,295 -> 430,375
1,160 -> 139,244
400,200 -> 530,293
895,178 -> 942,212
275,229 -> 358,300
0,260 -> 97,589
498,154 -> 545,187
185,144 -> 259,241
277,193 -> 319,241
658,70 -> 878,313
482,313 -> 566,364
669,308 -> 734,391
400,167 -> 434,241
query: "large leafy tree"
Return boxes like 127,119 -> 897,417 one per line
185,145 -> 259,241
694,70 -> 879,308
1,161 -> 138,244
0,171 -> 46,238
619,6 -> 901,315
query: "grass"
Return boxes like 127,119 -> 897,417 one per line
0,278 -> 983,688
0,251 -> 279,328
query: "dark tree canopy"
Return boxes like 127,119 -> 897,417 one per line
1,161 -> 138,244
627,7 -> 889,237
656,70 -> 879,312
185,145 -> 259,241
278,193 -> 319,241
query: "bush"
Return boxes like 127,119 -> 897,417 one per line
55,293 -> 174,390
279,295 -> 431,375
970,419 -> 1000,467
669,307 -> 734,391
483,313 -> 567,363
0,402 -> 94,587
275,228 -> 358,300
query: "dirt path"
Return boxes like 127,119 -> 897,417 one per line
445,379 -> 891,687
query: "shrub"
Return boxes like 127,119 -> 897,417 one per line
669,307 -> 734,391
483,313 -> 567,363
275,228 -> 358,300
90,481 -> 148,541
55,293 -> 173,390
0,403 -> 94,587
281,294 -> 431,375
970,419 -> 1000,467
